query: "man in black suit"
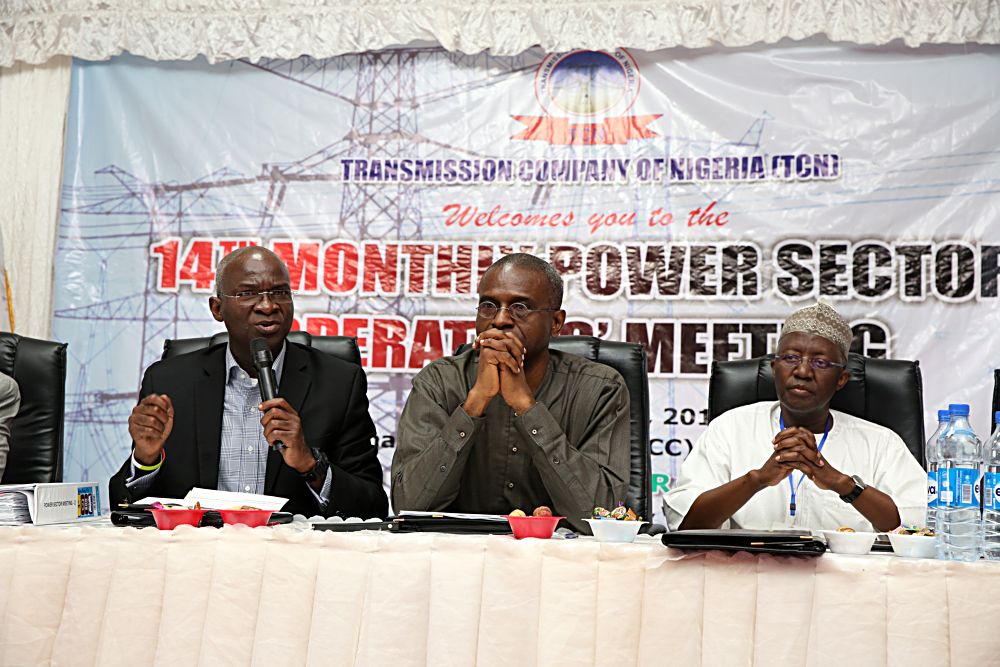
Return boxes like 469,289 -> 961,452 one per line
109,247 -> 387,518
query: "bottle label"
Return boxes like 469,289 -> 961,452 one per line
986,472 -> 1000,511
940,467 -> 981,508
938,468 -> 952,504
927,471 -> 938,508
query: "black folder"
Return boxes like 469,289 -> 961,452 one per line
312,515 -> 513,535
660,529 -> 827,556
388,515 -> 513,534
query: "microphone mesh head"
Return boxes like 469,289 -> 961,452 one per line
250,337 -> 273,366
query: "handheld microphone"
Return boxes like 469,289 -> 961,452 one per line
250,337 -> 283,451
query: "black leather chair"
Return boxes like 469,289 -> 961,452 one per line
455,335 -> 651,520
161,331 -> 361,366
708,353 -> 925,466
0,332 -> 68,483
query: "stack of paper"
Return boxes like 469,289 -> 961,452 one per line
136,487 -> 288,511
0,487 -> 33,525
0,482 -> 103,525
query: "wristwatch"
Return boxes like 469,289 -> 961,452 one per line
298,447 -> 330,483
839,475 -> 867,503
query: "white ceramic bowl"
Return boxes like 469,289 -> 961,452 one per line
584,518 -> 644,543
887,532 -> 937,558
819,530 -> 877,555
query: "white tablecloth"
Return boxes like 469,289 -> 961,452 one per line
0,525 -> 998,666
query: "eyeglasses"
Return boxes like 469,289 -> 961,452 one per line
219,289 -> 294,305
774,353 -> 846,371
475,301 -> 559,320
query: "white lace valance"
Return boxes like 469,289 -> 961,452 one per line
2,0 -> 999,67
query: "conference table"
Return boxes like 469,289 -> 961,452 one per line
0,523 -> 998,666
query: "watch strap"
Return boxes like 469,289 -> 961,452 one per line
299,447 -> 330,482
839,474 -> 867,503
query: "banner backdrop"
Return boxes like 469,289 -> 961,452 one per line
55,45 -> 1000,518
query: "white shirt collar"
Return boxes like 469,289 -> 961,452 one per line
225,340 -> 287,385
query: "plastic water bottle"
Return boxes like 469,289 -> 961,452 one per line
925,408 -> 950,534
982,411 -> 1000,561
936,403 -> 982,561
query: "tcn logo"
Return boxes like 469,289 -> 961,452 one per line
512,49 -> 661,146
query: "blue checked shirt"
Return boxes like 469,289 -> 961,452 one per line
126,343 -> 333,509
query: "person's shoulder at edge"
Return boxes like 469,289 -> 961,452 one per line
0,372 -> 17,398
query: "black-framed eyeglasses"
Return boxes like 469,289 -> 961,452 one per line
219,289 -> 294,305
475,301 -> 559,320
774,353 -> 846,371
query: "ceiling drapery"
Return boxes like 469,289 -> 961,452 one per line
2,0 -> 999,67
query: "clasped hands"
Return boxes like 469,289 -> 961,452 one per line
464,328 -> 535,417
751,426 -> 852,493
127,393 -> 317,474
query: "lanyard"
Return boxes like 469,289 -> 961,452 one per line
779,414 -> 831,518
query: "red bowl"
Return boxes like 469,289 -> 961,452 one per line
504,515 -> 564,539
217,509 -> 274,527
150,508 -> 206,530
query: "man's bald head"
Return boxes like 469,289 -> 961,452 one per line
215,246 -> 288,297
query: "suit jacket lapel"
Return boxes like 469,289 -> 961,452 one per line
265,342 -> 312,493
195,347 -> 226,490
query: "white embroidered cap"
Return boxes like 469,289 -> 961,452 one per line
780,301 -> 853,360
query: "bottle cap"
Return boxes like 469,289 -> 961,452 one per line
949,403 -> 970,416
938,409 -> 951,421
995,411 -> 1000,424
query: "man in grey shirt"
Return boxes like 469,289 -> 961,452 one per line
391,254 -> 631,531
0,373 -> 19,479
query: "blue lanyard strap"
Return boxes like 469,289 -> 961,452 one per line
779,414 -> 831,517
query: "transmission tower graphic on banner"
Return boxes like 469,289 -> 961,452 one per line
54,47 -> 770,514
54,49 -> 536,496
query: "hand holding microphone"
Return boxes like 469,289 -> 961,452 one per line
251,338 -> 321,479
251,337 -> 284,451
